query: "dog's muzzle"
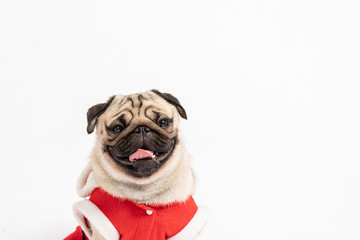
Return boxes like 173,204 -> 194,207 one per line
106,126 -> 176,177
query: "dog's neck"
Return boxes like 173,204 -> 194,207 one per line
91,142 -> 196,205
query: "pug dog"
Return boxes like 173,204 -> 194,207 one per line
65,90 -> 209,240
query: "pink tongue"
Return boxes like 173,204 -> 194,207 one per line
129,149 -> 154,162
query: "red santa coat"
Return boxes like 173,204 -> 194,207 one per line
64,164 -> 210,240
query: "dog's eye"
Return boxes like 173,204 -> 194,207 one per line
159,118 -> 171,128
111,125 -> 124,133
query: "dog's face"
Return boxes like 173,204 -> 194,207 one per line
87,90 -> 187,178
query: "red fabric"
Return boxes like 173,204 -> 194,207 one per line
64,188 -> 198,240
90,188 -> 197,239
64,226 -> 88,240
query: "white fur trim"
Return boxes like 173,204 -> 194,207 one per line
168,206 -> 211,240
77,163 -> 98,198
73,199 -> 120,240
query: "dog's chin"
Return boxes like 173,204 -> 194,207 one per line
106,139 -> 176,178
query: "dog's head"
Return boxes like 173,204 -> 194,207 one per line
87,90 -> 187,178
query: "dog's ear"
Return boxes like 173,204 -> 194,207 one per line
151,89 -> 187,119
87,96 -> 115,134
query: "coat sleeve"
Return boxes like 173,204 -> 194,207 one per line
63,226 -> 88,240
72,199 -> 120,240
168,206 -> 211,240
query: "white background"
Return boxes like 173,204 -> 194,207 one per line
1,0 -> 360,239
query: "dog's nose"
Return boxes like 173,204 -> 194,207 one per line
133,126 -> 151,136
